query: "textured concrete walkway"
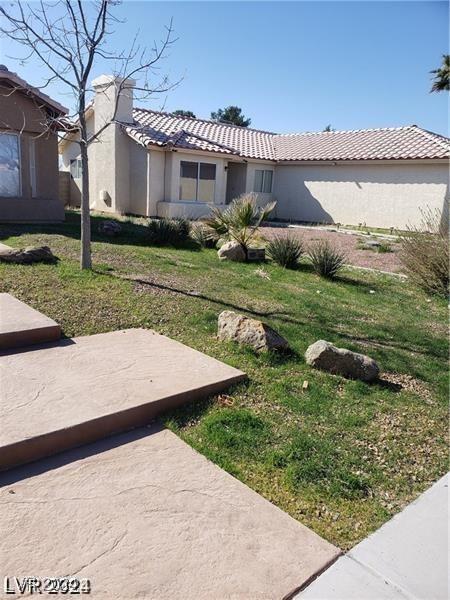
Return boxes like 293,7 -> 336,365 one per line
297,474 -> 449,599
0,328 -> 245,470
1,296 -> 340,598
0,292 -> 61,349
0,425 -> 340,599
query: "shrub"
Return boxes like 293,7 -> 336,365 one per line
399,207 -> 449,297
205,193 -> 276,252
266,235 -> 304,268
190,222 -> 219,248
377,241 -> 393,253
147,217 -> 191,245
308,240 -> 346,278
172,216 -> 191,239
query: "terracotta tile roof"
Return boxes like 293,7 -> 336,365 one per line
273,126 -> 450,161
123,109 -> 449,162
126,108 -> 276,159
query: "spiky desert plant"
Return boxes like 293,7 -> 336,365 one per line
308,240 -> 346,278
266,235 -> 304,268
205,193 -> 276,251
399,206 -> 449,296
190,222 -> 219,248
147,217 -> 191,245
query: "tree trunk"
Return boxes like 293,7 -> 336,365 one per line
79,118 -> 91,270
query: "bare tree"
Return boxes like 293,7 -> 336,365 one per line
0,0 -> 176,269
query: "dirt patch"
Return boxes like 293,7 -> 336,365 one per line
260,226 -> 404,273
379,371 -> 433,403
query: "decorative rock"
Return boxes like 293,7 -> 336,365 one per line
218,310 -> 289,352
0,245 -> 57,264
305,340 -> 379,382
217,241 -> 246,262
98,220 -> 121,236
361,239 -> 381,250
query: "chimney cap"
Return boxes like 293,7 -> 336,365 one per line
92,74 -> 136,89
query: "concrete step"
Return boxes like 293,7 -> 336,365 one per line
0,293 -> 61,350
0,328 -> 246,470
0,425 -> 340,599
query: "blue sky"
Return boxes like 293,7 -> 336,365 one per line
0,1 -> 448,134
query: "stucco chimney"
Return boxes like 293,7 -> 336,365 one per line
92,74 -> 136,125
89,74 -> 135,214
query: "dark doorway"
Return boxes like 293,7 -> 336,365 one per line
226,162 -> 247,204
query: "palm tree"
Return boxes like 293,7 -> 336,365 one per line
430,55 -> 450,92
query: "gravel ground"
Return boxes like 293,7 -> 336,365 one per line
260,226 -> 404,274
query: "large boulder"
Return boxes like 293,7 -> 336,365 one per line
218,310 -> 289,352
0,245 -> 57,264
305,340 -> 379,382
218,241 -> 246,262
98,220 -> 121,237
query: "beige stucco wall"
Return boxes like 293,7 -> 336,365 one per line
156,151 -> 228,218
0,89 -> 63,221
273,161 -> 449,229
245,161 -> 276,207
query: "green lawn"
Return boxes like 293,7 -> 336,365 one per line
1,211 -> 447,550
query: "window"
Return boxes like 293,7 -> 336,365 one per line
0,132 -> 20,197
179,160 -> 216,202
30,138 -> 37,197
254,169 -> 273,194
70,158 -> 82,179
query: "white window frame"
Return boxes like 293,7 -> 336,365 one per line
0,131 -> 21,198
254,169 -> 273,194
179,160 -> 216,202
70,158 -> 82,180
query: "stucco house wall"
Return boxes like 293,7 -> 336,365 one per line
245,161 -> 276,207
58,74 -> 448,229
0,83 -> 65,222
273,161 -> 449,229
157,150 -> 229,218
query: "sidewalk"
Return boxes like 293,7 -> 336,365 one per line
296,474 -> 449,599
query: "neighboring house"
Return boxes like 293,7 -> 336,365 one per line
59,75 -> 449,229
0,66 -> 68,222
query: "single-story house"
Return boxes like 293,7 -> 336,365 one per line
0,66 -> 68,222
60,74 -> 449,229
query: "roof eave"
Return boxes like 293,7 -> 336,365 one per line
276,157 -> 450,164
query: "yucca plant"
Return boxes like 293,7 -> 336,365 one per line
147,217 -> 191,245
190,222 -> 219,248
266,235 -> 304,268
308,240 -> 346,278
205,193 -> 276,252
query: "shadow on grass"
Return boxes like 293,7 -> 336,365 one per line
0,210 -> 201,252
102,270 -> 310,328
